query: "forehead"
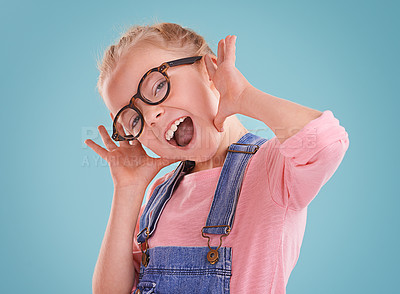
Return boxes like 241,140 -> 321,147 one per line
103,44 -> 184,114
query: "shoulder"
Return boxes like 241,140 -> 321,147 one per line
143,169 -> 175,203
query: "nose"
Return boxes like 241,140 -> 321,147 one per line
137,100 -> 165,127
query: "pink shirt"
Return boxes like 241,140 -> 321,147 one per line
131,110 -> 349,293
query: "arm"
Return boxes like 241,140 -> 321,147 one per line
204,35 -> 322,144
85,114 -> 179,294
264,110 -> 349,210
205,35 -> 349,209
92,184 -> 147,294
237,85 -> 323,145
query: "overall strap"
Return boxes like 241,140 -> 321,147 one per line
137,132 -> 267,244
202,133 -> 268,236
137,160 -> 195,244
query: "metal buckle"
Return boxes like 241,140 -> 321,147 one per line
227,143 -> 260,154
201,225 -> 231,265
138,227 -> 150,267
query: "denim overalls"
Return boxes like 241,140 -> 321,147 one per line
134,133 -> 268,294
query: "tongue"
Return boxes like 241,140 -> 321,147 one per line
174,117 -> 194,147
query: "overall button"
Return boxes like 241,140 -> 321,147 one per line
207,249 -> 219,264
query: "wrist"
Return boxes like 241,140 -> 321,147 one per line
112,184 -> 147,208
236,83 -> 255,115
113,182 -> 148,193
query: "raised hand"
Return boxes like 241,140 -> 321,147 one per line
84,113 -> 179,189
204,35 -> 251,132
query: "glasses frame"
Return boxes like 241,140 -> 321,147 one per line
111,55 -> 203,141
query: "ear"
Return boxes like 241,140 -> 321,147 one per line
197,55 -> 218,94
201,54 -> 217,82
208,54 -> 218,67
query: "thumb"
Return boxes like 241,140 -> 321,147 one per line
214,108 -> 226,132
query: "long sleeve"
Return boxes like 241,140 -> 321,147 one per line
265,110 -> 350,210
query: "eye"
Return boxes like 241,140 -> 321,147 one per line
131,115 -> 140,128
154,80 -> 166,96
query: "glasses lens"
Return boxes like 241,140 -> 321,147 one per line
116,108 -> 143,138
139,71 -> 168,103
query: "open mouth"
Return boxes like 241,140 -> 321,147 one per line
165,116 -> 194,148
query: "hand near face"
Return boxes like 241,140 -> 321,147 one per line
84,113 -> 179,189
204,35 -> 251,132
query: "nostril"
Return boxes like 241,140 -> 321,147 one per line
156,113 -> 161,118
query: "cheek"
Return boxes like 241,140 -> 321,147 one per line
138,130 -> 160,150
197,87 -> 219,113
173,82 -> 219,119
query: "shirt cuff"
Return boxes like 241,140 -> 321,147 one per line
278,110 -> 348,165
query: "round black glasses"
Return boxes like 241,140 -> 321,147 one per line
111,56 -> 203,141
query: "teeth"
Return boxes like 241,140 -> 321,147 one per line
166,117 -> 188,141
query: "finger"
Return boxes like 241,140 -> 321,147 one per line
84,139 -> 108,159
217,38 -> 225,66
115,122 -> 131,147
110,112 -> 131,147
214,108 -> 226,132
204,54 -> 217,80
125,136 -> 143,150
129,139 -> 145,153
98,125 -> 118,151
225,35 -> 237,64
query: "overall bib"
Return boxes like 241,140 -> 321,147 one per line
134,133 -> 268,294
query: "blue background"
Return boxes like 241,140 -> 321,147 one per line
1,0 -> 398,293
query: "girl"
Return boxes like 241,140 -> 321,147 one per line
85,23 -> 349,294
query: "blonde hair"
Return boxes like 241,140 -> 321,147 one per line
96,22 -> 215,98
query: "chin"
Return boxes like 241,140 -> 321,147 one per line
148,126 -> 223,162
190,148 -> 219,163
183,131 -> 222,162
168,144 -> 219,163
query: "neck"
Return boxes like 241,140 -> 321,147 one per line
189,115 -> 248,174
